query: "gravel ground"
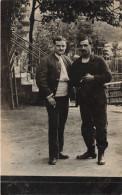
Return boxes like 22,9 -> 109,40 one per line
1,105 -> 122,176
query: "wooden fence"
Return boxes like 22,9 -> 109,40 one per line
106,73 -> 122,104
70,74 -> 122,107
106,81 -> 122,104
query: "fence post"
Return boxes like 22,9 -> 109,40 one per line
9,69 -> 15,109
13,66 -> 19,107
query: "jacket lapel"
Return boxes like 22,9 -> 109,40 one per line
61,55 -> 69,71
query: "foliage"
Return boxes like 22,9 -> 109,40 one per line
37,0 -> 122,27
30,0 -> 121,63
11,0 -> 30,22
32,0 -> 122,59
112,42 -> 119,57
2,0 -> 30,30
34,16 -> 93,57
34,16 -> 121,58
92,21 -> 122,42
11,0 -> 30,36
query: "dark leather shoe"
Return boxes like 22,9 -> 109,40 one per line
59,153 -> 69,159
48,158 -> 56,165
76,151 -> 97,159
98,153 -> 105,165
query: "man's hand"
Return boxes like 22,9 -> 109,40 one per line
47,96 -> 56,108
82,73 -> 94,82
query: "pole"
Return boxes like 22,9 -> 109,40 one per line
13,66 -> 19,107
9,69 -> 15,109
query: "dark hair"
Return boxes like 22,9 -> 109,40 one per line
77,34 -> 92,45
53,36 -> 67,44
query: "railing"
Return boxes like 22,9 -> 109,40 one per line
9,32 -> 46,108
12,32 -> 46,56
11,32 -> 46,73
9,54 -> 19,109
105,80 -> 122,104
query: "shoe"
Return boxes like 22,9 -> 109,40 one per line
48,158 -> 56,165
59,153 -> 69,159
98,152 -> 105,165
76,151 -> 97,159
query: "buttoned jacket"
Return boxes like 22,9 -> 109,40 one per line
36,53 -> 72,98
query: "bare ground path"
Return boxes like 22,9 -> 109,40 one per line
1,105 -> 122,176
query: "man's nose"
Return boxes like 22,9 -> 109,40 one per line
82,45 -> 85,49
60,46 -> 63,49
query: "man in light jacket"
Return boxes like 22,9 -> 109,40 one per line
36,36 -> 72,165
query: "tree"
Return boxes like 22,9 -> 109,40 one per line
28,0 -> 37,70
28,0 -> 121,65
2,0 -> 122,108
1,0 -> 30,109
38,0 -> 121,26
34,15 -> 121,60
34,16 -> 93,59
112,42 -> 119,71
12,4 -> 30,36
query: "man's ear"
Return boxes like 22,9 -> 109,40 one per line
91,44 -> 94,52
90,44 -> 93,48
91,44 -> 93,50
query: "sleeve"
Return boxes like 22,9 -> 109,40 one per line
36,57 -> 53,98
93,56 -> 112,84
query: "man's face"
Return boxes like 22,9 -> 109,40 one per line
79,39 -> 91,57
54,40 -> 66,56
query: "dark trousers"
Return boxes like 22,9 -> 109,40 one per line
46,96 -> 69,159
80,99 -> 108,153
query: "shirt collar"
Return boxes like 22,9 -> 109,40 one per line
80,53 -> 95,62
54,53 -> 61,60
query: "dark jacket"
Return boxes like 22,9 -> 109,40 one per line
69,54 -> 112,104
36,53 -> 72,98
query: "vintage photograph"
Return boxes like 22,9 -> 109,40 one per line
1,0 -> 122,194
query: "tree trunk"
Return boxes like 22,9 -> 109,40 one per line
28,0 -> 37,71
1,1 -> 13,109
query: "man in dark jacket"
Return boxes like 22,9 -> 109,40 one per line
36,36 -> 72,165
70,35 -> 112,165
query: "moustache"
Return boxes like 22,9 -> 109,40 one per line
81,50 -> 87,52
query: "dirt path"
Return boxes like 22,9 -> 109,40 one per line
1,105 -> 122,176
